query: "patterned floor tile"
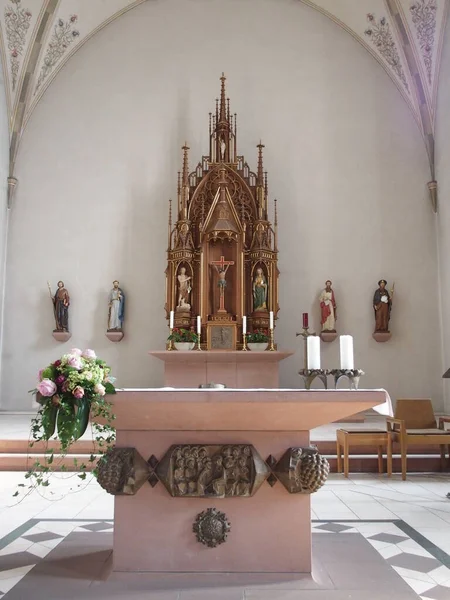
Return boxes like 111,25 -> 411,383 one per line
313,523 -> 354,533
369,532 -> 409,544
78,522 -> 114,532
420,585 -> 450,600
402,577 -> 437,595
0,551 -> 38,572
22,531 -> 63,544
389,552 -> 442,573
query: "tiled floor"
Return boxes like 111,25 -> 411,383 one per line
1,470 -> 450,599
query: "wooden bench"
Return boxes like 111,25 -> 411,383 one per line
336,429 -> 388,478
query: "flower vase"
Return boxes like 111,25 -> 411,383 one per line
174,342 -> 195,351
247,342 -> 268,351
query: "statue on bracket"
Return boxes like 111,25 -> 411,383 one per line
319,280 -> 337,343
48,281 -> 71,342
106,280 -> 125,342
373,279 -> 393,343
176,266 -> 192,311
252,267 -> 268,312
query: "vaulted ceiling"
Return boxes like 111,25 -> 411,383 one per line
0,0 -> 447,180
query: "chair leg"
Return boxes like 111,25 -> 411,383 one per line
400,437 -> 407,481
336,440 -> 342,474
344,437 -> 349,478
440,445 -> 446,471
387,434 -> 392,477
377,446 -> 383,474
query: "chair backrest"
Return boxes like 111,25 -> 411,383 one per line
394,399 -> 436,429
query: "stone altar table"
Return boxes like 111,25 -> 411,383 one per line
109,388 -> 391,575
149,350 -> 294,388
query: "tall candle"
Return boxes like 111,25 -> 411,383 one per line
197,315 -> 201,334
169,310 -> 174,329
242,316 -> 247,335
307,336 -> 321,370
302,312 -> 309,328
340,335 -> 354,370
269,311 -> 274,330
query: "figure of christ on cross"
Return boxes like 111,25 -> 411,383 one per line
210,255 -> 235,314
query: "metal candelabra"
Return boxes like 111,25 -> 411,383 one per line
167,327 -> 174,351
268,327 -> 275,351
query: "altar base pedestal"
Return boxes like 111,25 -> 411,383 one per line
109,389 -> 390,575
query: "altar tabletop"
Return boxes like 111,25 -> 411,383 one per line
113,388 -> 392,431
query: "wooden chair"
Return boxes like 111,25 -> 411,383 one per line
387,399 -> 450,480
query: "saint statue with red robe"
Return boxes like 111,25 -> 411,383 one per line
319,280 -> 337,332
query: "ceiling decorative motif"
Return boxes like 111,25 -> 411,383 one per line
4,0 -> 32,91
34,13 -> 79,95
410,0 -> 438,83
0,0 -> 447,195
364,13 -> 409,90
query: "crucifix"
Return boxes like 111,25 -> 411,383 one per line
210,255 -> 235,313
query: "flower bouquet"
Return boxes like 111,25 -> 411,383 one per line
167,327 -> 199,343
246,329 -> 269,343
31,348 -> 116,451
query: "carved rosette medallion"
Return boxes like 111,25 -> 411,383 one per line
273,447 -> 330,494
156,444 -> 269,498
96,447 -> 150,495
193,508 -> 231,548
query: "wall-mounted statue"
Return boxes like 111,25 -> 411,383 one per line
177,266 -> 192,311
48,281 -> 71,342
373,279 -> 393,342
319,280 -> 337,332
252,267 -> 268,312
108,280 -> 125,331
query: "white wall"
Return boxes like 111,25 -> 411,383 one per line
436,17 -> 450,414
1,0 -> 441,410
0,63 -> 9,401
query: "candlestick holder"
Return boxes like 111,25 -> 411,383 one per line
330,369 -> 365,391
268,328 -> 276,351
195,332 -> 202,351
296,326 -> 316,370
242,332 -> 248,351
298,369 -> 329,391
167,327 -> 174,351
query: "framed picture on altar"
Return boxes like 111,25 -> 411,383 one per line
207,323 -> 237,350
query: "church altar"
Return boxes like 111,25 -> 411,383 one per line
108,387 -> 391,576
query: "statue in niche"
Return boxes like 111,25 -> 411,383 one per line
252,267 -> 268,312
373,279 -> 392,332
52,281 -> 70,332
220,137 -> 226,160
177,266 -> 192,311
108,280 -> 125,331
319,280 -> 337,332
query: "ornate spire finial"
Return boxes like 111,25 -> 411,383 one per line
168,198 -> 172,249
182,142 -> 190,185
257,141 -> 265,185
219,72 -> 227,123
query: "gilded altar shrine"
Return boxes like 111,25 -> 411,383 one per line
165,74 -> 279,350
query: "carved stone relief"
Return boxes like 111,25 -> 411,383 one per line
96,447 -> 150,495
156,444 -> 269,498
273,447 -> 330,494
193,507 -> 231,548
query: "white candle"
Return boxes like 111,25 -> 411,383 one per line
197,315 -> 201,334
307,336 -> 321,370
269,311 -> 274,330
169,310 -> 174,329
242,316 -> 247,335
340,335 -> 354,370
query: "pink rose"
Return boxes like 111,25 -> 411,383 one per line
82,349 -> 96,360
73,386 -> 85,399
94,383 -> 106,397
67,355 -> 82,370
70,348 -> 82,356
37,379 -> 57,397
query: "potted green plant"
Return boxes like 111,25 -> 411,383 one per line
168,327 -> 199,351
246,329 -> 269,351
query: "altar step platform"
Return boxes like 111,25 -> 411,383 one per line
0,412 -> 447,474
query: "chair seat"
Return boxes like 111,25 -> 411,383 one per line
406,428 -> 450,435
